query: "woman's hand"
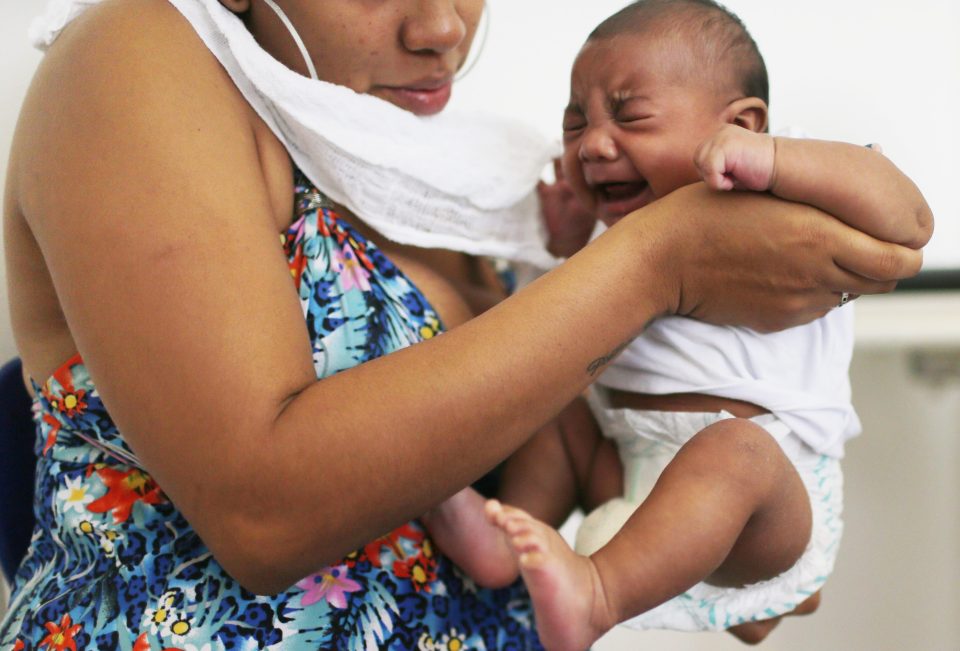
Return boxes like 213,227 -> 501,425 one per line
614,182 -> 922,332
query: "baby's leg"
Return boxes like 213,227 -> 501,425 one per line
727,590 -> 821,644
489,418 -> 812,651
422,485 -> 520,588
499,396 -> 620,519
423,398 -> 606,588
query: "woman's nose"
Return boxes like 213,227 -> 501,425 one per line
401,0 -> 469,54
579,125 -> 618,162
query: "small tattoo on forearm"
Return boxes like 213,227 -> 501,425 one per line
586,340 -> 630,377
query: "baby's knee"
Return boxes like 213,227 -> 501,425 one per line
693,418 -> 782,465
700,416 -> 773,445
686,418 -> 798,496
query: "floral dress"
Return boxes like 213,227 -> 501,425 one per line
0,172 -> 542,651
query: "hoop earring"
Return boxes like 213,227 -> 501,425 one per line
261,0 -> 319,80
455,1 -> 489,82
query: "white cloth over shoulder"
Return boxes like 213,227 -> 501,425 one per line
29,0 -> 561,268
598,308 -> 860,457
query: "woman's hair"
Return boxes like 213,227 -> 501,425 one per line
587,0 -> 769,105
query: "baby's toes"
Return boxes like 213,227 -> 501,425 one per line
517,549 -> 549,571
509,531 -> 546,556
498,504 -> 535,521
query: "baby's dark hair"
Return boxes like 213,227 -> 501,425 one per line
588,0 -> 769,106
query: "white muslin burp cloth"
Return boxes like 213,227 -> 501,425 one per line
30,0 -> 561,268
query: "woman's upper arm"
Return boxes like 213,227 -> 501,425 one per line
16,1 -> 316,537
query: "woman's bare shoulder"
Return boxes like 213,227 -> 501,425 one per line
6,0 -> 294,382
14,0 -> 271,223
51,0 -> 225,71
27,0 -> 251,145
44,0 -> 246,111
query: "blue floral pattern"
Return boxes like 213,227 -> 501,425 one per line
0,171 -> 542,650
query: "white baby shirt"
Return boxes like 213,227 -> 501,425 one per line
597,307 -> 860,458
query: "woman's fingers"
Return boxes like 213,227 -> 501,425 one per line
648,185 -> 920,333
830,233 -> 923,284
815,217 -> 921,297
794,210 -> 921,287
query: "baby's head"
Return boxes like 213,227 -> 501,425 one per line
562,0 -> 769,225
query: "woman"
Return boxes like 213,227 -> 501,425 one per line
1,0 -> 926,649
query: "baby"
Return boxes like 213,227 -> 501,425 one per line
424,1 -> 930,649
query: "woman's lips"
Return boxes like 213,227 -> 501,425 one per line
379,81 -> 453,116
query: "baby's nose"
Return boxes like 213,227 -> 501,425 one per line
579,126 -> 619,162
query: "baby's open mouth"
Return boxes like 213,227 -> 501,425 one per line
597,180 -> 648,201
592,179 -> 655,221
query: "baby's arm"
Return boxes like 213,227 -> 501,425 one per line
695,125 -> 933,248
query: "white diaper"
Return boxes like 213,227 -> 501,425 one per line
577,390 -> 844,632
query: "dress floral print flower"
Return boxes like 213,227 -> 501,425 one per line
0,172 -> 542,650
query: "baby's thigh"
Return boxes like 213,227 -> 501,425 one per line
684,420 -> 812,587
555,397 -> 623,511
583,436 -> 623,510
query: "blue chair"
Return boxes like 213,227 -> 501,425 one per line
0,358 -> 37,584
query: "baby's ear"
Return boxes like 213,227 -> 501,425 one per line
723,97 -> 768,134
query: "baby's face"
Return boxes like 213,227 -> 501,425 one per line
561,33 -> 729,225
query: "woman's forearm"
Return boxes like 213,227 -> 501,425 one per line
194,186 -> 922,593
201,204 -> 674,593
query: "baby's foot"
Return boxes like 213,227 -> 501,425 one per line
486,500 -> 616,651
421,488 -> 519,588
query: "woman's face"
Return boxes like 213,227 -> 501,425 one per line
238,0 -> 484,115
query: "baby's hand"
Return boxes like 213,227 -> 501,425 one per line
694,125 -> 776,192
539,159 -> 597,258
